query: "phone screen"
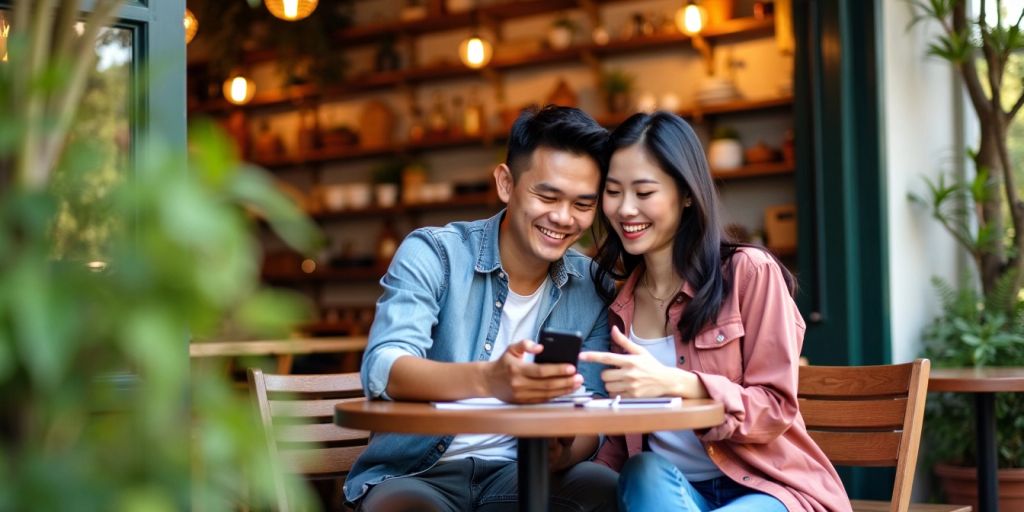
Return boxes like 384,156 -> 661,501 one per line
534,328 -> 583,366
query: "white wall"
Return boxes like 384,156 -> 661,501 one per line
882,2 -> 962,365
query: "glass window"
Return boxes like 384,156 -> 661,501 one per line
48,25 -> 134,263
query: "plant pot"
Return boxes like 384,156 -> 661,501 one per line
934,463 -> 1024,511
708,139 -> 743,171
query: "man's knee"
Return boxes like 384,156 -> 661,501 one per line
553,461 -> 620,512
357,480 -> 448,512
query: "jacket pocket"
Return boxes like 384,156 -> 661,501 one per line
693,321 -> 745,382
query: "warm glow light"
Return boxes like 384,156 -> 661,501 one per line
1,18 -> 8,62
86,260 -> 108,272
183,8 -> 198,44
264,0 -> 318,21
458,35 -> 493,69
676,3 -> 705,34
222,75 -> 255,105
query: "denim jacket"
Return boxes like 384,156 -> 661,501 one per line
344,211 -> 611,504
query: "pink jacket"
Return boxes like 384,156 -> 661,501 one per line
593,248 -> 851,512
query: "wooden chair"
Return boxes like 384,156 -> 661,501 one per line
248,369 -> 369,512
798,359 -> 971,512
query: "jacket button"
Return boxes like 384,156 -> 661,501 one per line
495,300 -> 502,308
436,443 -> 445,452
484,343 -> 493,351
678,355 -> 686,364
715,334 -> 725,343
499,272 -> 506,279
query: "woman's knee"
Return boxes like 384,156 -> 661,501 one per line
619,452 -> 675,482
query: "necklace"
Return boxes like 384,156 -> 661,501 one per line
642,272 -> 680,309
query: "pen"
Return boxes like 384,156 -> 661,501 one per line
611,395 -> 621,409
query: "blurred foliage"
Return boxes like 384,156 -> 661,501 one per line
0,1 -> 325,510
921,276 -> 1024,469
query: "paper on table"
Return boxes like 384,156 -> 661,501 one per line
583,397 -> 682,409
432,391 -> 593,410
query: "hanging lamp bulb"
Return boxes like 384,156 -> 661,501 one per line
458,35 -> 493,69
675,1 -> 705,35
1,15 -> 9,62
223,74 -> 255,105
183,8 -> 198,44
264,0 -> 318,21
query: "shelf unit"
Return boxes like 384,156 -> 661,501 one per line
187,1 -> 797,338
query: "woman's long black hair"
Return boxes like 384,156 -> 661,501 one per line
592,112 -> 795,342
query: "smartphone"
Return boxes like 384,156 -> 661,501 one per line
534,328 -> 584,366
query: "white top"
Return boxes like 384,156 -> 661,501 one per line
630,326 -> 725,482
440,278 -> 550,462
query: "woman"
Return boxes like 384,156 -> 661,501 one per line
579,112 -> 850,512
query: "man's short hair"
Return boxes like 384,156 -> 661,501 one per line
505,105 -> 608,179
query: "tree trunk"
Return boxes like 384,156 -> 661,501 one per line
975,121 -> 1006,296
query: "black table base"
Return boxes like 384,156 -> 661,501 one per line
517,438 -> 549,512
975,393 -> 998,512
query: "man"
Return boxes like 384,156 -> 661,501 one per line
345,106 -> 618,512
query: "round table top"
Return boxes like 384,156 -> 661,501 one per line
335,399 -> 724,437
928,367 -> 1024,393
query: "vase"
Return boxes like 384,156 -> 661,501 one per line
934,463 -> 1024,511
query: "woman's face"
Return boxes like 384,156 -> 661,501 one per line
603,144 -> 684,257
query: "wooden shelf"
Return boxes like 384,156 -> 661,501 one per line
311,192 -> 501,221
264,266 -> 384,284
256,133 -> 501,169
252,97 -> 791,170
189,17 -> 775,115
712,162 -> 794,181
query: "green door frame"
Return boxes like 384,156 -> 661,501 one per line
793,0 -> 892,500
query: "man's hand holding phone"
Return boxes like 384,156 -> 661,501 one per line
484,329 -> 585,404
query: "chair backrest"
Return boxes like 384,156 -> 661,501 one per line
798,359 -> 930,512
248,369 -> 369,512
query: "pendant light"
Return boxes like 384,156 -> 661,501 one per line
264,0 -> 318,22
458,34 -> 493,69
183,8 -> 198,44
223,74 -> 255,105
1,15 -> 9,62
675,1 -> 705,35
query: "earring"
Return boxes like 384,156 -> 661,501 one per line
684,199 -> 692,207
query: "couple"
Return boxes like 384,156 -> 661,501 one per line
345,106 -> 851,512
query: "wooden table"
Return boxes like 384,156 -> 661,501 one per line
335,399 -> 724,512
928,367 -> 1024,512
189,337 -> 367,373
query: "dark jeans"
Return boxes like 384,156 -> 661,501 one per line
357,457 -> 619,512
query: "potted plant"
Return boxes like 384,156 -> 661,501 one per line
548,15 -> 578,50
908,0 -> 1024,505
600,68 -> 635,114
708,126 -> 743,171
1,1 -> 323,509
371,158 -> 405,208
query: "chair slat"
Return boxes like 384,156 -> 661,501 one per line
275,423 -> 369,444
799,364 -> 912,398
808,431 -> 901,466
264,373 -> 363,394
270,397 -> 365,418
850,499 -> 971,512
799,398 -> 908,429
280,446 -> 367,475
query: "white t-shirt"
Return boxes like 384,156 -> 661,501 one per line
440,278 -> 550,462
630,326 -> 725,482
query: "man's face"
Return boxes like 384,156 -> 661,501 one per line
496,147 -> 601,268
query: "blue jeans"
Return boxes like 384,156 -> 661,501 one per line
618,453 -> 787,512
